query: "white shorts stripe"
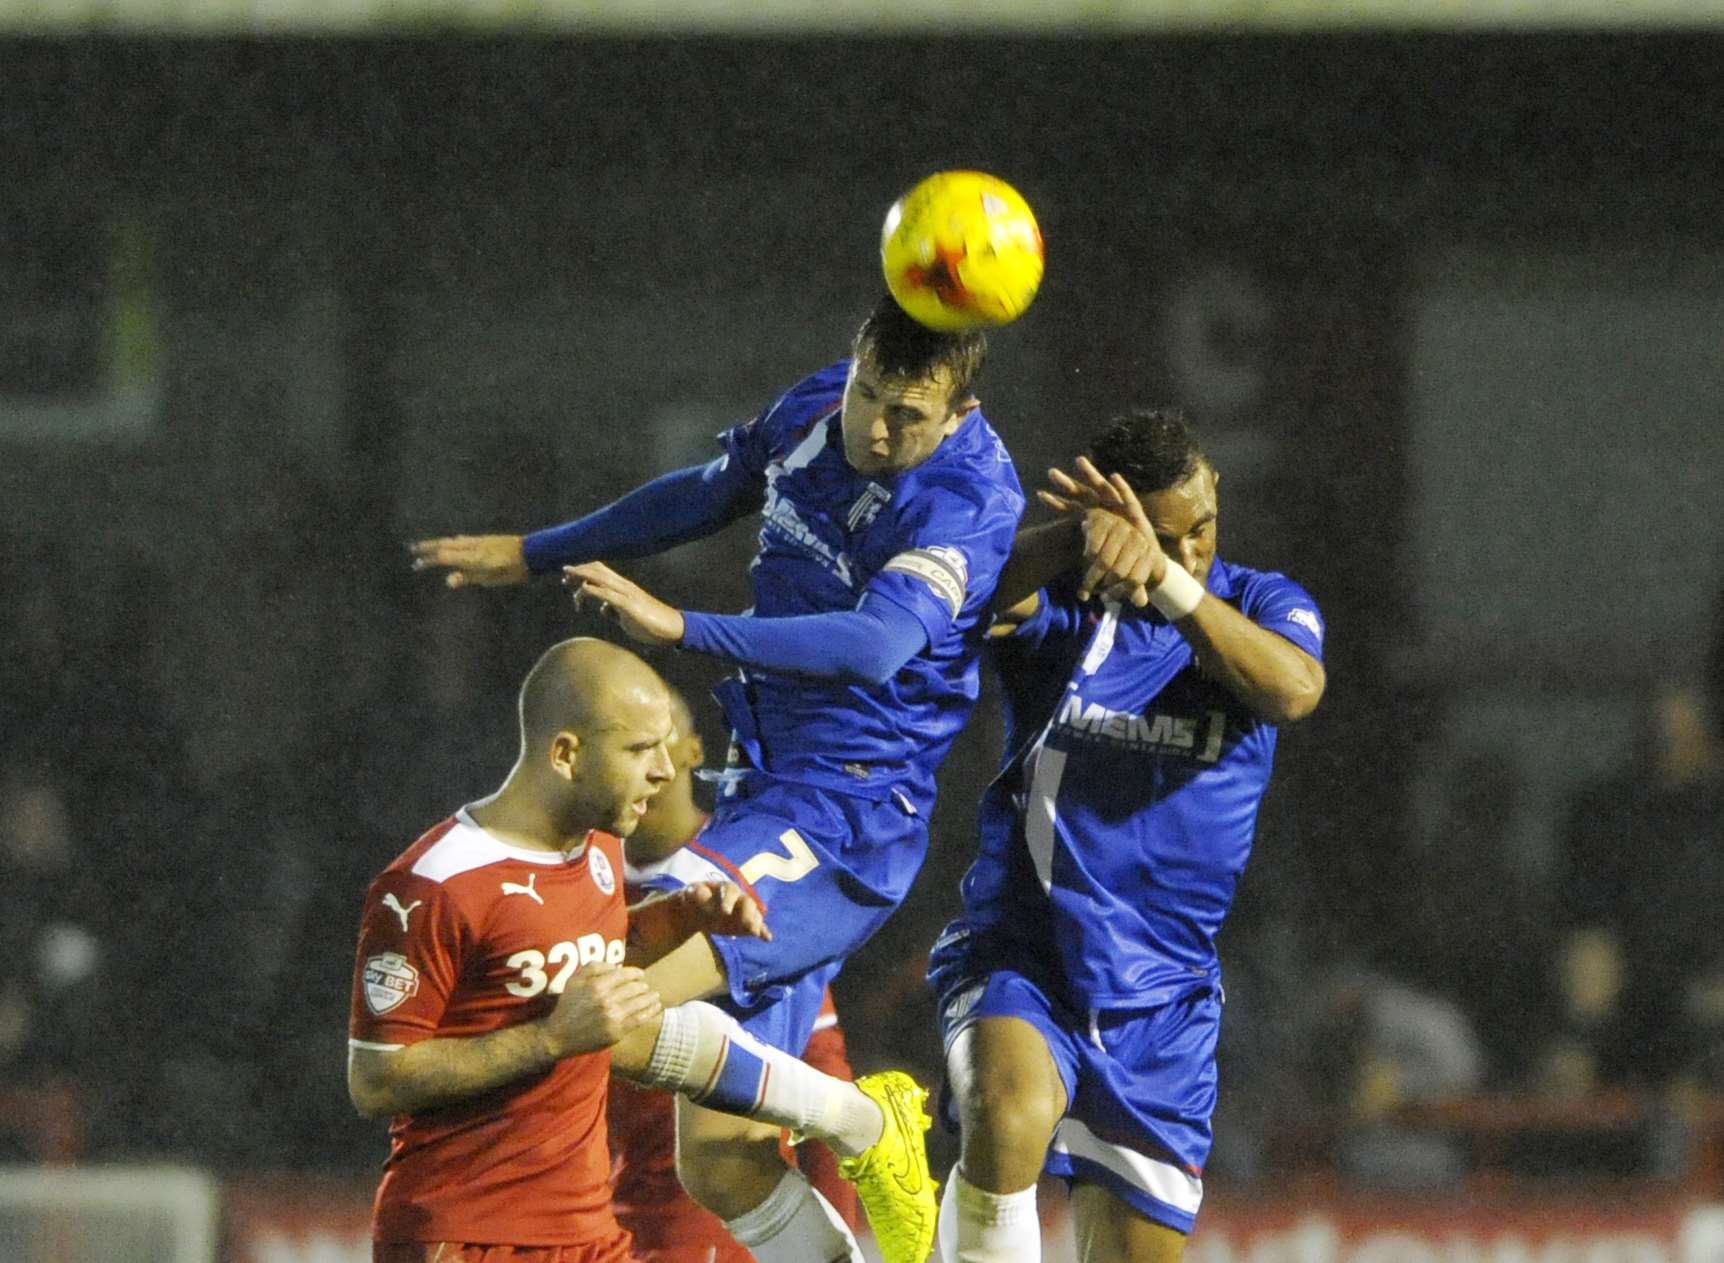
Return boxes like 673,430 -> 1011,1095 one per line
348,1038 -> 405,1052
1051,1116 -> 1204,1215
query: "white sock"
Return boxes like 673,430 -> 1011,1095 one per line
635,1000 -> 883,1156
936,1166 -> 1040,1262
725,1168 -> 863,1263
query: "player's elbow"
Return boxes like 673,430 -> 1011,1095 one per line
844,646 -> 913,688
349,1082 -> 393,1120
1264,666 -> 1325,724
348,1055 -> 404,1119
348,1077 -> 395,1120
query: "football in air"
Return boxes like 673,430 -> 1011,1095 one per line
880,170 -> 1044,332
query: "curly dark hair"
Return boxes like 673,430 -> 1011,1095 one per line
852,293 -> 988,406
1086,407 -> 1210,495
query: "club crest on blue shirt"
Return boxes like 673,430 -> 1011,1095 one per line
846,482 -> 892,531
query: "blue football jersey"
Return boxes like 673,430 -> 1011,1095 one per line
710,361 -> 1025,820
960,559 -> 1325,1010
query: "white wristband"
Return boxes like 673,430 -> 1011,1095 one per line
1148,562 -> 1205,620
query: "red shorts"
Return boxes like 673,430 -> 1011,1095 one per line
374,1241 -> 638,1263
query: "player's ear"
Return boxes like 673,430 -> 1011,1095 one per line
549,730 -> 581,780
939,396 -> 976,438
686,733 -> 706,769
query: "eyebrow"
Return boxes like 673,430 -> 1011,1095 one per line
1154,511 -> 1215,538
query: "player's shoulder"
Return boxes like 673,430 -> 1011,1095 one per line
893,415 -> 1025,529
370,815 -> 463,885
757,361 -> 849,434
623,845 -> 730,892
1215,560 -> 1325,643
1216,558 -> 1316,604
924,408 -> 1022,493
398,813 -> 523,885
375,812 -> 577,893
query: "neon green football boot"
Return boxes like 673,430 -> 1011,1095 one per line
839,1070 -> 939,1263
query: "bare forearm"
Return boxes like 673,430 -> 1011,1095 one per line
1179,599 -> 1325,724
625,894 -> 686,967
351,1022 -> 555,1118
995,518 -> 1083,611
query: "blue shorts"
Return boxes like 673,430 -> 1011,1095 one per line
684,774 -> 926,1053
928,922 -> 1219,1234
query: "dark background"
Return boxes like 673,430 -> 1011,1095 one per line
3,32 -> 1722,1183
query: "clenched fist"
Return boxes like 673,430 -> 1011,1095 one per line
539,963 -> 663,1057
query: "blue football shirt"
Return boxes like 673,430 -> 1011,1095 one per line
959,560 -> 1325,1009
710,361 -> 1025,824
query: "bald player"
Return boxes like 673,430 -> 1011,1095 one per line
348,640 -> 894,1262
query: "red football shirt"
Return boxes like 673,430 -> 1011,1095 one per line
607,845 -> 858,1261
349,811 -> 631,1248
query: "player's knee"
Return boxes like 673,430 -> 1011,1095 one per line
956,1077 -> 1061,1185
948,1020 -> 1064,1173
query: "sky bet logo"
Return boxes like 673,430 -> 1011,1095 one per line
1055,695 -> 1228,763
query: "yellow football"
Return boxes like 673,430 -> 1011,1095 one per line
880,170 -> 1044,332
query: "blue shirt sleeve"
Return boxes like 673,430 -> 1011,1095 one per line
999,570 -> 1086,655
679,592 -> 929,687
519,456 -> 763,574
1240,571 -> 1326,661
716,361 -> 850,482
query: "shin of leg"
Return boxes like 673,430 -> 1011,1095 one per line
674,1095 -> 791,1221
939,1167 -> 1042,1263
947,1018 -> 1066,1193
1070,1183 -> 1186,1263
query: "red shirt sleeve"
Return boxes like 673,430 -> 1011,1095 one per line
349,870 -> 469,1048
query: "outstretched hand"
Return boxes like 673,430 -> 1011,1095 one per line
664,881 -> 772,943
564,562 -> 687,646
539,963 -> 663,1057
409,534 -> 530,588
1038,457 -> 1166,605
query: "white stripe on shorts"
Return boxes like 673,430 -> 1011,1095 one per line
1050,1116 -> 1204,1215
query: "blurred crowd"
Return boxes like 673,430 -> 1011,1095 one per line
6,525 -> 1724,1188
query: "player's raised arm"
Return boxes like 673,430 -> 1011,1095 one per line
409,533 -> 531,588
566,559 -> 932,686
411,454 -> 766,589
987,457 -> 1157,634
1056,437 -> 1326,725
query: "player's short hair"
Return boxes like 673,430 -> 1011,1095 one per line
1087,408 -> 1211,495
853,293 -> 988,406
